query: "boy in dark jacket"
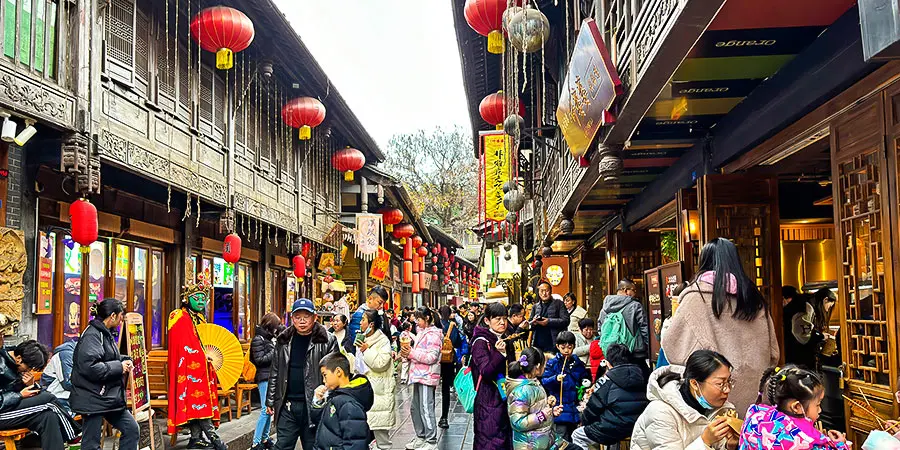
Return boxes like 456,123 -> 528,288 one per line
573,344 -> 649,449
541,331 -> 590,441
311,352 -> 374,450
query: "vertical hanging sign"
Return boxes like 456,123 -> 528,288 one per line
481,131 -> 511,222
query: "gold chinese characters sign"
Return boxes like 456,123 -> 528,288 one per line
556,18 -> 623,158
481,131 -> 511,222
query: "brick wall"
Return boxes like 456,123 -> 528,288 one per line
6,144 -> 22,229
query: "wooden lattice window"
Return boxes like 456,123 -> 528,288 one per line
214,75 -> 225,131
155,17 -> 176,99
199,66 -> 213,123
177,44 -> 191,116
133,6 -> 150,92
105,0 -> 135,83
839,152 -> 890,387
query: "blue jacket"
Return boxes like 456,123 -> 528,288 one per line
541,353 -> 590,425
42,340 -> 76,392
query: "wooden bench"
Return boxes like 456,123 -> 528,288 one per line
0,415 -> 81,450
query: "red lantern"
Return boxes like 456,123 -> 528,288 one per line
392,223 -> 415,243
412,271 -> 421,293
403,239 -> 413,261
282,97 -> 326,140
464,0 -> 519,54
403,261 -> 413,284
480,91 -> 525,129
190,6 -> 255,70
417,246 -> 429,257
223,233 -> 242,263
432,274 -> 438,281
379,208 -> 404,232
431,256 -> 438,264
331,147 -> 366,181
411,235 -> 423,249
293,255 -> 307,279
454,262 -> 459,269
70,198 -> 98,251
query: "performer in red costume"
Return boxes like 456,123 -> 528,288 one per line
167,275 -> 226,450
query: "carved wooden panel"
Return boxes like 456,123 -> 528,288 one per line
0,66 -> 74,129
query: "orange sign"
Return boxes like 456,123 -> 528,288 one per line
368,247 -> 391,281
556,18 -> 623,157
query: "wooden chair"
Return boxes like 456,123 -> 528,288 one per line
217,389 -> 234,422
234,346 -> 258,419
146,353 -> 178,447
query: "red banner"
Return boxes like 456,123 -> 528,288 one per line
368,247 -> 391,281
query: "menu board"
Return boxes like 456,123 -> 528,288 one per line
120,313 -> 150,412
659,262 -> 685,319
644,268 -> 663,364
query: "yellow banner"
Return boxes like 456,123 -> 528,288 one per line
368,247 -> 391,281
482,132 -> 511,222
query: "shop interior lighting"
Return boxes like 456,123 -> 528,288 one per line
760,126 -> 829,165
0,113 -> 16,143
14,119 -> 36,146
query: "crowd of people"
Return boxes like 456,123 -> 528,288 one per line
1,237 -> 897,450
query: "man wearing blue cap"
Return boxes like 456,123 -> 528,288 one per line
266,299 -> 338,450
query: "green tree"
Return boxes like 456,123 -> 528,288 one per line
383,126 -> 477,239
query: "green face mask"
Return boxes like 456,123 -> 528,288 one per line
187,292 -> 208,313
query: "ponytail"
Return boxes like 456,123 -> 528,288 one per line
92,298 -> 125,320
508,347 -> 544,379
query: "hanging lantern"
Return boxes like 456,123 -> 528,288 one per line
282,97 -> 326,140
392,223 -> 415,243
432,274 -> 439,281
403,261 -> 413,284
331,147 -> 366,181
293,255 -> 307,280
435,243 -> 442,254
503,114 -> 524,136
70,198 -> 98,252
560,217 -> 576,235
502,6 -> 524,32
403,239 -> 413,261
379,207 -> 403,232
432,256 -> 438,264
190,6 -> 255,70
541,246 -> 553,257
417,246 -> 429,257
302,242 -> 311,258
507,6 -> 550,53
506,211 -> 517,224
223,233 -> 242,264
411,235 -> 423,249
412,271 -> 421,293
503,188 -> 526,212
480,91 -> 524,129
464,0 -> 519,54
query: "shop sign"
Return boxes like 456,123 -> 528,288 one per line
121,313 -> 151,412
480,131 -> 511,222
356,214 -> 382,261
469,286 -> 477,301
557,18 -> 623,158
368,247 -> 391,281
37,233 -> 52,314
546,265 -> 564,286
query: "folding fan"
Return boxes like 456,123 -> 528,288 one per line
196,323 -> 243,391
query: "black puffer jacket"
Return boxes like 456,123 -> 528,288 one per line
250,325 -> 276,383
70,319 -> 131,414
581,363 -> 649,445
266,323 -> 338,427
0,351 -> 26,413
311,375 -> 374,450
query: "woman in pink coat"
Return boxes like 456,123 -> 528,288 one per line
400,307 -> 443,450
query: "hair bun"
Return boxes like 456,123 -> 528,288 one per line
89,303 -> 98,317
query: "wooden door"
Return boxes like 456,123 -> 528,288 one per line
698,173 -> 783,354
831,94 -> 898,443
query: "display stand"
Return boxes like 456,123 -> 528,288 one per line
120,312 -> 157,450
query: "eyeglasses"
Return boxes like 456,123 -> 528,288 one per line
705,378 -> 736,392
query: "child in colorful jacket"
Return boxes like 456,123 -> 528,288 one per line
507,348 -> 567,450
399,307 -> 443,449
542,331 -> 590,441
739,366 -> 849,450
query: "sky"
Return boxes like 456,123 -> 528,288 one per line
272,0 -> 472,150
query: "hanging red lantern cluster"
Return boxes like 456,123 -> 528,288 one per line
70,198 -> 98,252
480,91 -> 525,129
223,233 -> 242,264
379,208 -> 403,233
331,147 -> 366,182
282,97 -> 326,140
464,0 -> 520,54
190,6 -> 255,70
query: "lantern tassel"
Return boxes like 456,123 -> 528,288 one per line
386,224 -> 394,232
299,125 -> 311,140
487,30 -> 504,54
344,170 -> 354,182
216,48 -> 234,70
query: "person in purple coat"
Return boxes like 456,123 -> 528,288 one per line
470,303 -> 516,450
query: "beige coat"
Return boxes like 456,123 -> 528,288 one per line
361,329 -> 396,430
661,280 -> 780,414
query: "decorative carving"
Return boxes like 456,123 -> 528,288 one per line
598,144 -> 624,183
234,192 -> 299,234
98,130 -> 130,162
0,74 -> 67,121
129,145 -> 168,175
634,0 -> 678,73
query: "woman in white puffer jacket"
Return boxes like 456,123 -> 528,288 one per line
357,309 -> 396,450
631,350 -> 739,450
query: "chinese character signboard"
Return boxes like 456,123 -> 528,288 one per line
356,214 -> 382,261
368,247 -> 391,281
120,313 -> 151,413
557,18 -> 623,158
480,131 -> 511,222
37,232 -> 52,314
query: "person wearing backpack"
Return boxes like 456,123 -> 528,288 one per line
598,279 -> 650,379
438,305 -> 462,429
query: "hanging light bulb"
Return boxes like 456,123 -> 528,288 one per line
14,119 -> 36,146
0,113 -> 16,143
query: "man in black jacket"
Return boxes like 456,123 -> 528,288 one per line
267,298 -> 339,450
530,280 -> 570,353
573,344 -> 649,449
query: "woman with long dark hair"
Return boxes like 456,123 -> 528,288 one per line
71,298 -> 139,450
662,238 -> 779,413
471,302 -> 516,450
